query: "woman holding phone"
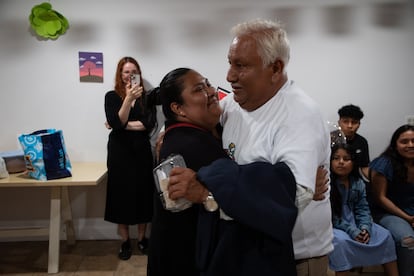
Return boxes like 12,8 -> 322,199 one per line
104,56 -> 158,260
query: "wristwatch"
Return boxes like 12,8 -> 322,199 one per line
203,192 -> 218,212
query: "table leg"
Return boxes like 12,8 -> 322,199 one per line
61,186 -> 75,245
48,186 -> 61,274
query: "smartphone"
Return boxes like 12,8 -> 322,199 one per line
130,73 -> 141,86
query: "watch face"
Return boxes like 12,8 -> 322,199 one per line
205,196 -> 218,212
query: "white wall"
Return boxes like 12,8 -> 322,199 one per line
0,0 -> 413,240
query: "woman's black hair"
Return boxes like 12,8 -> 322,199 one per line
139,89 -> 158,137
158,68 -> 191,121
146,87 -> 161,106
380,124 -> 414,185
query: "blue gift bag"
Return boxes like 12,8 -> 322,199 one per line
18,129 -> 72,180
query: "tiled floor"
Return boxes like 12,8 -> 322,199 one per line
0,240 -> 385,275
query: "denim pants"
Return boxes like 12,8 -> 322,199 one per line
379,214 -> 414,276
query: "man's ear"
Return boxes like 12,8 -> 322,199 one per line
272,59 -> 284,74
271,59 -> 285,82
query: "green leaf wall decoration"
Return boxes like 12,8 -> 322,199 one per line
29,2 -> 69,39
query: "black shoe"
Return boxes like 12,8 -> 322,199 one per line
137,238 -> 149,255
118,239 -> 132,260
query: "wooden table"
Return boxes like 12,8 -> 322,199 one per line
0,162 -> 107,274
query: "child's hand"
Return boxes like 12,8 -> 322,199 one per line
355,229 -> 370,244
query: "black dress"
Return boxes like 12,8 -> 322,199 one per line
147,121 -> 298,276
104,91 -> 155,225
147,121 -> 227,276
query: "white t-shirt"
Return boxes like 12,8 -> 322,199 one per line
220,80 -> 333,260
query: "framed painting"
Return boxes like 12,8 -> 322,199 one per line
79,52 -> 103,83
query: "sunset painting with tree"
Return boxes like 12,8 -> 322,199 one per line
79,52 -> 103,83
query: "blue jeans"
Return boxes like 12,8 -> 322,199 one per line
379,214 -> 414,276
379,214 -> 414,247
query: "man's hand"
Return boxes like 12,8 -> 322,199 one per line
313,166 -> 329,201
168,167 -> 208,203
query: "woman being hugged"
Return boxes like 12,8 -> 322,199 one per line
328,143 -> 398,276
370,124 -> 414,276
104,56 -> 157,260
147,68 -> 226,276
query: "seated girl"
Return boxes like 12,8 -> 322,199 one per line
328,143 -> 398,276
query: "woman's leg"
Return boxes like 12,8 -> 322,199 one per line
395,246 -> 414,276
118,224 -> 132,260
137,223 -> 146,242
382,260 -> 399,276
118,224 -> 129,241
137,223 -> 149,254
379,214 -> 414,276
379,215 -> 414,245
